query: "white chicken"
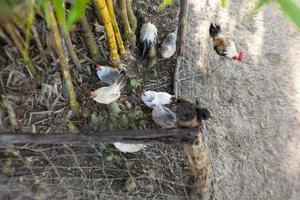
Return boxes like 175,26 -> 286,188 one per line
152,105 -> 176,128
141,90 -> 173,108
113,142 -> 146,153
90,75 -> 126,104
140,19 -> 158,60
96,64 -> 122,85
161,28 -> 177,58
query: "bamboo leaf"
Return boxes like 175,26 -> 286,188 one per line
66,0 -> 90,31
158,0 -> 174,11
38,0 -> 51,28
24,0 -> 36,62
53,0 -> 65,26
220,0 -> 227,8
276,0 -> 300,29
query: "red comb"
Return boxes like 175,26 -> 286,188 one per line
238,52 -> 245,61
96,64 -> 101,70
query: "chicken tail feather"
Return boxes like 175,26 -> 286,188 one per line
209,23 -> 221,38
142,40 -> 149,60
116,74 -> 127,89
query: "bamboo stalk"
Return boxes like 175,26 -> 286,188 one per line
63,32 -> 83,73
118,0 -> 136,46
106,0 -> 126,56
58,0 -> 83,73
1,95 -> 20,130
47,3 -> 80,116
80,13 -> 104,63
125,0 -> 137,32
95,0 -> 119,62
2,22 -> 37,78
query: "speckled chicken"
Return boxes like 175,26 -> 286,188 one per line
140,19 -> 158,60
96,64 -> 123,85
161,28 -> 177,58
90,75 -> 126,104
209,23 -> 245,61
152,105 -> 176,128
113,142 -> 146,153
141,90 -> 174,108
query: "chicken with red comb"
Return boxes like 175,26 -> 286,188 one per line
209,23 -> 245,62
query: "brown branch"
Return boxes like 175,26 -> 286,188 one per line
0,128 -> 199,145
176,0 -> 189,56
174,0 -> 189,98
1,95 -> 20,130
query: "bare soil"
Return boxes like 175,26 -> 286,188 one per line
176,0 -> 300,199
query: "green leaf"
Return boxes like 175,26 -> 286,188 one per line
277,0 -> 300,29
220,0 -> 228,8
66,0 -> 90,31
24,0 -> 36,62
53,0 -> 65,26
38,0 -> 51,28
158,0 -> 174,11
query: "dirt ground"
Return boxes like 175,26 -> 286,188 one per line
1,0 -> 300,199
176,0 -> 300,199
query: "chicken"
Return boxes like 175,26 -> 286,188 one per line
90,74 -> 126,104
152,105 -> 176,128
96,64 -> 123,85
209,23 -> 245,61
161,28 -> 177,58
113,142 -> 146,153
140,90 -> 174,108
140,19 -> 158,60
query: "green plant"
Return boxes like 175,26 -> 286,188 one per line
158,0 -> 175,11
221,0 -> 300,29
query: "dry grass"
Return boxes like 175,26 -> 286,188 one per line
0,0 -> 196,199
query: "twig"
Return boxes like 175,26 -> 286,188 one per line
1,95 -> 20,130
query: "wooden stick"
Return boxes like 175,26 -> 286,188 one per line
176,0 -> 189,56
177,102 -> 211,200
0,128 -> 199,145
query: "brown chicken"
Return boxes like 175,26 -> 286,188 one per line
209,23 -> 245,61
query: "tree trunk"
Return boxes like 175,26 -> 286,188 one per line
177,101 -> 211,200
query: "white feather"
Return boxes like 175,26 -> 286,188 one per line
152,105 -> 176,128
92,78 -> 125,104
140,22 -> 158,44
141,91 -> 173,108
161,29 -> 177,58
224,39 -> 238,58
96,66 -> 120,85
113,142 -> 146,153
